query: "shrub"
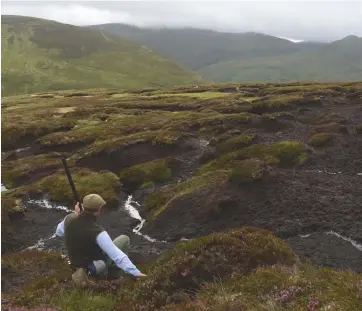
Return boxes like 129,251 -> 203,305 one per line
2,153 -> 67,188
165,263 -> 362,311
145,171 -> 228,219
228,159 -> 265,184
120,157 -> 181,191
309,133 -> 332,147
2,251 -> 72,306
216,134 -> 255,154
26,168 -> 120,205
198,140 -> 307,175
117,227 -> 296,310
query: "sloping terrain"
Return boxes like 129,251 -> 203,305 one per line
200,35 -> 362,82
1,82 -> 362,310
91,24 -> 362,82
90,24 -> 313,70
1,16 -> 203,96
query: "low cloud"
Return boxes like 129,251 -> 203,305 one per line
2,1 -> 362,42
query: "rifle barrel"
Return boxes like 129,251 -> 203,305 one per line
61,158 -> 82,210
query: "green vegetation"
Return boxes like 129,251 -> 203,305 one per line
250,94 -> 305,113
1,15 -> 203,96
228,159 -> 265,184
3,228 -> 361,311
216,134 -> 255,153
92,24 -> 362,83
168,264 -> 362,311
120,157 -> 181,191
2,82 -> 361,311
2,152 -> 66,188
145,171 -> 229,219
117,227 -> 296,310
309,133 -> 332,147
198,141 -> 308,175
5,168 -> 120,206
34,169 -> 120,204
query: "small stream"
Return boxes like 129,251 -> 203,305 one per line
124,195 -> 167,243
299,231 -> 362,252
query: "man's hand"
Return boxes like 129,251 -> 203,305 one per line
74,202 -> 81,215
136,273 -> 147,279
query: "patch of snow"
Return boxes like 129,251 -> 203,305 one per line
326,231 -> 362,252
279,36 -> 304,43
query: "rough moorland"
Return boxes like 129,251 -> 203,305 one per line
1,229 -> 361,311
1,82 -> 362,310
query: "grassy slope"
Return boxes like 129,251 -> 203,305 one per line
1,16 -> 203,96
90,24 -> 362,82
200,36 -> 362,82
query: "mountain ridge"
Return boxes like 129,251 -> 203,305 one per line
88,23 -> 362,83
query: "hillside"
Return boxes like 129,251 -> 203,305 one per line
200,35 -> 362,83
2,82 -> 362,310
89,24 -> 317,70
90,24 -> 362,82
1,16 -> 203,96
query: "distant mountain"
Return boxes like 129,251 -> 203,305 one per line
89,24 -> 362,83
1,16 -> 203,96
199,35 -> 362,83
88,24 -> 321,70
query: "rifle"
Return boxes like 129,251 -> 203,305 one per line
61,158 -> 82,211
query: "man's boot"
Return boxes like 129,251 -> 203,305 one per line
72,268 -> 96,288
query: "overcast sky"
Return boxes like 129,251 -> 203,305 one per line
2,1 -> 362,42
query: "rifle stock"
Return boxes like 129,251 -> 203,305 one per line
61,158 -> 82,211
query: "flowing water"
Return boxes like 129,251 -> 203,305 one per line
124,195 -> 167,243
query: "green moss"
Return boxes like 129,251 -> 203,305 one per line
118,227 -> 296,310
250,94 -> 304,113
198,140 -> 307,175
216,134 -> 255,153
228,159 -> 264,184
2,152 -> 67,188
24,168 -> 120,205
120,157 -> 181,191
309,133 -> 332,147
145,170 -> 228,219
151,131 -> 189,146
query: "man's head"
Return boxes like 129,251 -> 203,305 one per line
82,194 -> 106,215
